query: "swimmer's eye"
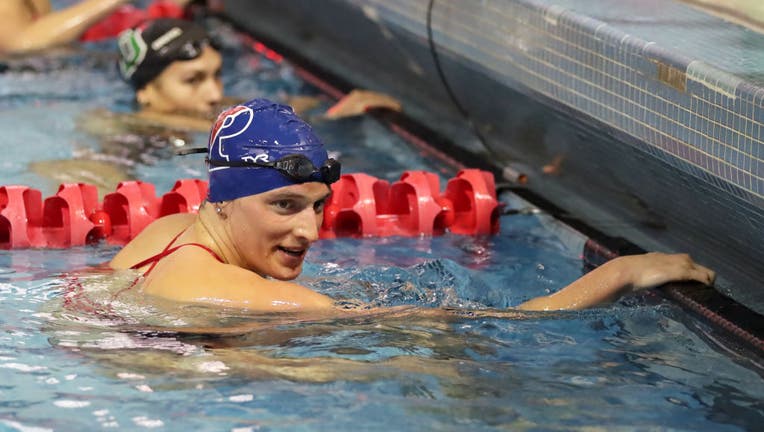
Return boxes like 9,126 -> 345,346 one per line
185,74 -> 204,86
314,198 -> 327,213
272,199 -> 295,212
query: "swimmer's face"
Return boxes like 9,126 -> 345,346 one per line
137,45 -> 223,116
226,182 -> 331,281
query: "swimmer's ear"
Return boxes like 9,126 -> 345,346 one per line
136,82 -> 164,109
136,88 -> 150,108
214,202 -> 228,220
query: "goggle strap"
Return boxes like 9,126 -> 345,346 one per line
177,149 -> 340,184
205,159 -> 274,168
176,147 -> 208,156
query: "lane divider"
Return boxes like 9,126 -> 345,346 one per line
0,169 -> 499,249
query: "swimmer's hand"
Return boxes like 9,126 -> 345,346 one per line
516,252 -> 715,311
620,252 -> 715,291
324,89 -> 402,120
285,95 -> 321,115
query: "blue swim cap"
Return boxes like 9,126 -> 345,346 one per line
206,99 -> 331,202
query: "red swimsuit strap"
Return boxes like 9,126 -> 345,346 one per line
140,243 -> 224,277
129,230 -> 224,277
129,229 -> 185,271
112,231 -> 223,301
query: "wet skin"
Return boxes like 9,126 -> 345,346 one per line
109,182 -> 337,312
221,182 -> 332,281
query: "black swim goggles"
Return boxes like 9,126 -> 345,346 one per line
178,148 -> 341,184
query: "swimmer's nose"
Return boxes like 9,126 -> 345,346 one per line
202,78 -> 223,108
293,208 -> 320,244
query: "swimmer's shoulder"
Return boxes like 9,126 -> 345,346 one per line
145,259 -> 336,312
109,213 -> 196,270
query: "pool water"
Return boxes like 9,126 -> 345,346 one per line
0,9 -> 763,432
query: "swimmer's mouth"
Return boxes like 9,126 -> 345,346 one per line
279,246 -> 306,257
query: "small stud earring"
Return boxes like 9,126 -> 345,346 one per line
215,204 -> 227,220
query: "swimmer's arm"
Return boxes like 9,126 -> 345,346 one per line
515,253 -> 715,311
164,253 -> 713,314
148,257 -> 337,312
0,0 -> 133,54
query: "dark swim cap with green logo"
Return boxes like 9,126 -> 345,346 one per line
118,18 -> 216,90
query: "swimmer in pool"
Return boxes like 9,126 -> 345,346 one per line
31,17 -> 401,193
111,18 -> 401,130
113,16 -> 227,131
29,17 -> 225,193
0,0 -> 197,55
108,17 -> 400,132
109,97 -> 715,314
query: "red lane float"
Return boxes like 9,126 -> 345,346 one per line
444,169 -> 500,235
80,0 -> 186,43
320,169 -> 500,238
0,170 -> 499,249
0,186 -> 44,249
102,181 -> 159,245
42,183 -> 100,248
159,179 -> 208,216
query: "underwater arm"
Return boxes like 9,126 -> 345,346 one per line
515,252 -> 715,311
0,0 -> 134,54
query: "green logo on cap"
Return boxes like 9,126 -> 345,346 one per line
118,29 -> 148,80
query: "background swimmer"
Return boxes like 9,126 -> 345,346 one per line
31,17 -> 403,195
29,17 -> 222,194
109,98 -> 715,317
110,18 -> 401,132
111,18 -> 402,130
116,17 -> 226,130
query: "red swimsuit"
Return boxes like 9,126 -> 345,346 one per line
106,230 -> 225,300
67,230 -> 224,313
129,230 -> 224,277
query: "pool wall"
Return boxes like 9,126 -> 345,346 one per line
221,0 -> 764,312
